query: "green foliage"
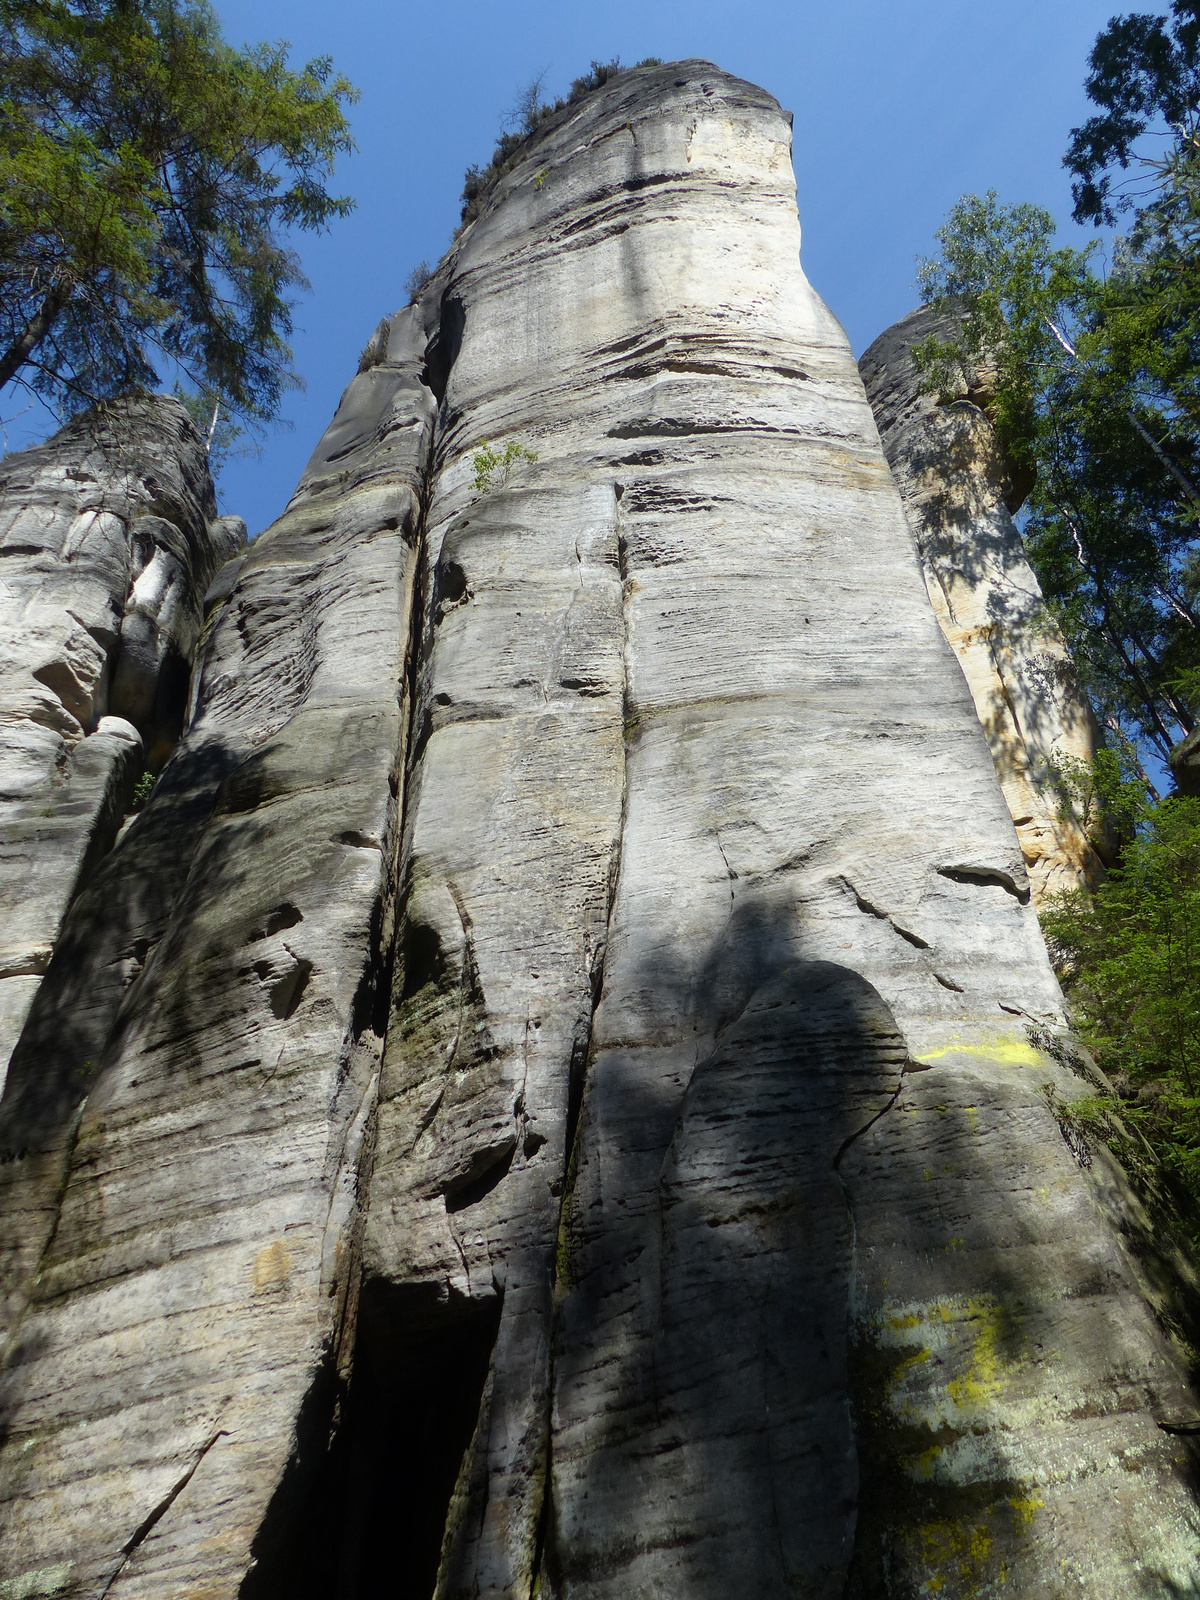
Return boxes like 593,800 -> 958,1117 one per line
130,769 -> 155,809
1046,742 -> 1152,838
1041,793 -> 1200,1204
1065,0 -> 1200,226
169,382 -> 247,479
914,5 -> 1200,769
0,0 -> 357,425
471,438 -> 538,493
917,184 -> 1200,767
459,57 -> 664,227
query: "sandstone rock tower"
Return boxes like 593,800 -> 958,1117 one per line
0,61 -> 1198,1600
860,307 -> 1107,903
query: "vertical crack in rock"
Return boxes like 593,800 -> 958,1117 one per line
529,483 -> 633,1599
236,305 -> 451,1600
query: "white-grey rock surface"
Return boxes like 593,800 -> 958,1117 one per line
0,398 -> 243,1092
0,59 -> 1198,1600
0,328 -> 436,1596
860,306 -> 1106,903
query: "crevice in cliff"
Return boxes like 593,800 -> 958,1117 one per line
243,1283 -> 502,1600
937,861 -> 1030,903
240,304 -> 477,1600
529,485 -> 632,1599
832,1067 -> 910,1172
838,874 -> 930,950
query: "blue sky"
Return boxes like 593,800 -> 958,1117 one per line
6,0 -> 1128,531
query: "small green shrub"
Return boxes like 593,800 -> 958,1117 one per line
130,771 -> 155,810
471,439 -> 538,493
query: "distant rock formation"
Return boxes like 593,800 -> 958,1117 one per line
1,61 -> 1198,1600
0,396 -> 243,1090
1172,724 -> 1200,795
861,306 -> 1107,904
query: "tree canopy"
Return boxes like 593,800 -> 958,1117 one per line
0,0 -> 357,426
1065,0 -> 1200,225
918,3 -> 1200,1228
916,187 -> 1200,777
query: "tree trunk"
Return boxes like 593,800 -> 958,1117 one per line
0,284 -> 67,393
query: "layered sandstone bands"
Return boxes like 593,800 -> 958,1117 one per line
0,397 -> 245,1088
0,59 -> 1197,1600
861,307 -> 1107,903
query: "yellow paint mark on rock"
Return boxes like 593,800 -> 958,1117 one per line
917,1030 -> 1041,1068
253,1239 -> 291,1295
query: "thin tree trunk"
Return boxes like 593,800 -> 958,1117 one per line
0,284 -> 66,393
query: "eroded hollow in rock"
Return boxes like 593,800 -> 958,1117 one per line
269,1281 -> 502,1600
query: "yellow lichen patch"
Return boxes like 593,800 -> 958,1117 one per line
252,1239 -> 291,1295
904,1442 -> 944,1481
910,1515 -> 995,1595
946,1300 -> 1010,1412
1009,1494 -> 1044,1528
868,1294 -> 1025,1431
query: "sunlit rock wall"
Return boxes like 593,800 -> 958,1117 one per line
861,306 -> 1106,903
0,60 -> 1197,1600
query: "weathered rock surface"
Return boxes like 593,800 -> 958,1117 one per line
1,59 -> 1199,1600
861,306 -> 1106,904
0,398 -> 244,1090
0,326 -> 436,1596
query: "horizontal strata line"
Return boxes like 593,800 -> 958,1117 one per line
420,693 -> 967,727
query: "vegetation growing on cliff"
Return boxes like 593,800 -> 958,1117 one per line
0,0 -> 357,428
459,56 -> 663,227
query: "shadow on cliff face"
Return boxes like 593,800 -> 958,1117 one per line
540,894 -> 917,1598
898,410 -> 1093,762
0,740 -> 241,1332
538,888 -> 1200,1600
225,883 -> 1200,1600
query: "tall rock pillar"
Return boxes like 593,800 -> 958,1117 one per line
0,60 -> 1197,1600
860,306 -> 1107,903
0,398 -> 244,1088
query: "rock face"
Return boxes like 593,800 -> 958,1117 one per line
1171,724 -> 1200,795
860,307 -> 1106,904
1,60 -> 1199,1600
0,397 -> 244,1091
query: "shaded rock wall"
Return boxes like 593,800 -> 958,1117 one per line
0,397 -> 244,1090
0,59 -> 1198,1600
0,333 -> 434,1595
860,307 -> 1105,903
